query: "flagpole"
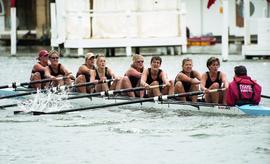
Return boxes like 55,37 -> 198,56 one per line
222,0 -> 229,61
10,0 -> 16,56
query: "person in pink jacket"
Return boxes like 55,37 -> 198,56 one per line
226,65 -> 262,106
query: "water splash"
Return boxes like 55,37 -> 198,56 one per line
17,89 -> 73,113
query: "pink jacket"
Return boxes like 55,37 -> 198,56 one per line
226,76 -> 262,106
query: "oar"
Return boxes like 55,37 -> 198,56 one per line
30,88 -> 224,115
0,79 -> 114,100
262,94 -> 270,99
1,84 -> 163,109
0,77 -> 67,90
66,84 -> 165,100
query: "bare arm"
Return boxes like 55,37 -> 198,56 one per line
220,72 -> 229,88
44,66 -> 57,80
194,70 -> 202,81
160,71 -> 170,86
125,67 -> 142,78
200,73 -> 208,91
140,69 -> 148,86
176,71 -> 201,85
78,65 -> 91,75
33,63 -> 46,72
108,68 -> 119,80
90,70 -> 96,82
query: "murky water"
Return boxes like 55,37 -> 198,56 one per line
0,53 -> 270,164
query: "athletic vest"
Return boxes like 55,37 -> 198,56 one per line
49,64 -> 65,76
146,68 -> 163,85
205,71 -> 222,88
95,67 -> 112,80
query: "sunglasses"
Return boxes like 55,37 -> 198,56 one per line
50,57 -> 59,60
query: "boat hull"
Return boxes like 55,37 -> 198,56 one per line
2,89 -> 270,116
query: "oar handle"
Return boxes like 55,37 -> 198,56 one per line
58,79 -> 114,90
148,84 -> 166,89
208,88 -> 226,93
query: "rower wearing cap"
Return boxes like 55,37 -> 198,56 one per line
29,49 -> 49,89
75,52 -> 96,93
141,56 -> 174,97
174,58 -> 201,102
44,50 -> 75,87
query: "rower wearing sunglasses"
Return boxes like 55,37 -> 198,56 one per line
122,54 -> 146,97
44,50 -> 75,87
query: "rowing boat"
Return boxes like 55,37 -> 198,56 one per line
1,87 -> 270,116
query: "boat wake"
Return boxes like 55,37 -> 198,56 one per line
17,89 -> 73,113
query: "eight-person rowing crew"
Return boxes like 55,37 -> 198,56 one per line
30,49 -> 262,106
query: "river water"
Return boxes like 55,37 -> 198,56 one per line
0,53 -> 270,164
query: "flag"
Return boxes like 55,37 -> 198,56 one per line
10,0 -> 16,7
207,0 -> 216,9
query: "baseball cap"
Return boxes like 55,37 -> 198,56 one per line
85,52 -> 95,60
38,50 -> 49,59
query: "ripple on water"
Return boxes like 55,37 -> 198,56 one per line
255,147 -> 270,154
53,120 -> 122,127
108,127 -> 147,134
189,133 -> 213,139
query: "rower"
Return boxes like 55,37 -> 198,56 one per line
141,56 -> 174,97
29,49 -> 49,89
201,57 -> 228,104
174,58 -> 201,102
75,52 -> 96,93
122,54 -> 146,97
91,54 -> 122,93
44,50 -> 75,87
